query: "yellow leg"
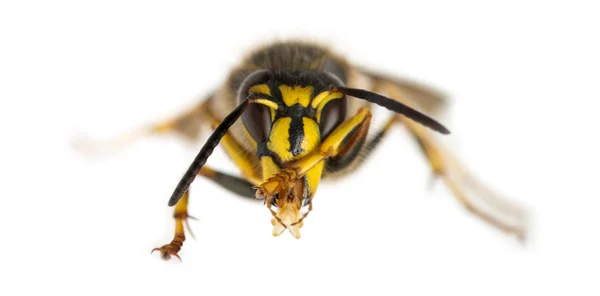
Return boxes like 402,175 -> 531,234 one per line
74,96 -> 214,156
152,115 -> 265,261
255,108 -> 372,198
152,96 -> 217,140
153,164 -> 261,261
325,113 -> 399,177
212,121 -> 262,185
375,80 -> 526,241
152,191 -> 191,261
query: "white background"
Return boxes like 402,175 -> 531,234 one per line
1,1 -> 599,295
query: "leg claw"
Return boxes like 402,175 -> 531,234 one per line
151,245 -> 182,261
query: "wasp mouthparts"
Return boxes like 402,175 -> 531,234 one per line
271,203 -> 304,239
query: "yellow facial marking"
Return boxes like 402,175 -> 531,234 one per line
279,85 -> 313,107
315,92 -> 344,123
301,118 -> 320,156
266,117 -> 293,162
248,84 -> 271,96
309,91 -> 331,108
253,99 -> 279,110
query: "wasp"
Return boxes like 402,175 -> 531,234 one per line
79,41 -> 526,260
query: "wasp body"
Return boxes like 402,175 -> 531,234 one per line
114,41 -> 525,260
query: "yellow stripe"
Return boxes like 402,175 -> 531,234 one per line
261,156 -> 280,182
253,99 -> 279,110
267,117 -> 293,162
279,85 -> 313,107
315,92 -> 344,122
310,91 -> 331,108
321,108 -> 370,155
301,118 -> 320,156
248,84 -> 271,96
306,161 -> 324,199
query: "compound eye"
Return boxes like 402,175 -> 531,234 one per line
242,103 -> 271,143
237,70 -> 273,143
319,96 -> 347,139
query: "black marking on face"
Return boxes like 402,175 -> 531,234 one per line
288,116 -> 305,156
277,103 -> 313,119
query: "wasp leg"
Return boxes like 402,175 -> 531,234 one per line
213,121 -> 262,186
256,108 -> 372,198
324,114 -> 398,177
375,80 -> 526,241
74,95 -> 215,156
152,190 -> 191,261
152,166 -> 259,261
151,96 -> 215,141
153,115 -> 264,261
326,69 -> 449,176
198,166 -> 257,198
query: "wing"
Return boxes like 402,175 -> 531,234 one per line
368,76 -> 527,241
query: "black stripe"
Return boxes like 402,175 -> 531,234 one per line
288,117 -> 305,156
269,82 -> 283,105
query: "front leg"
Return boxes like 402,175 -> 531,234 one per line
152,166 -> 260,261
152,191 -> 191,261
153,122 -> 263,261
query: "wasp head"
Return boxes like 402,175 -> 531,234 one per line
238,70 -> 347,238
